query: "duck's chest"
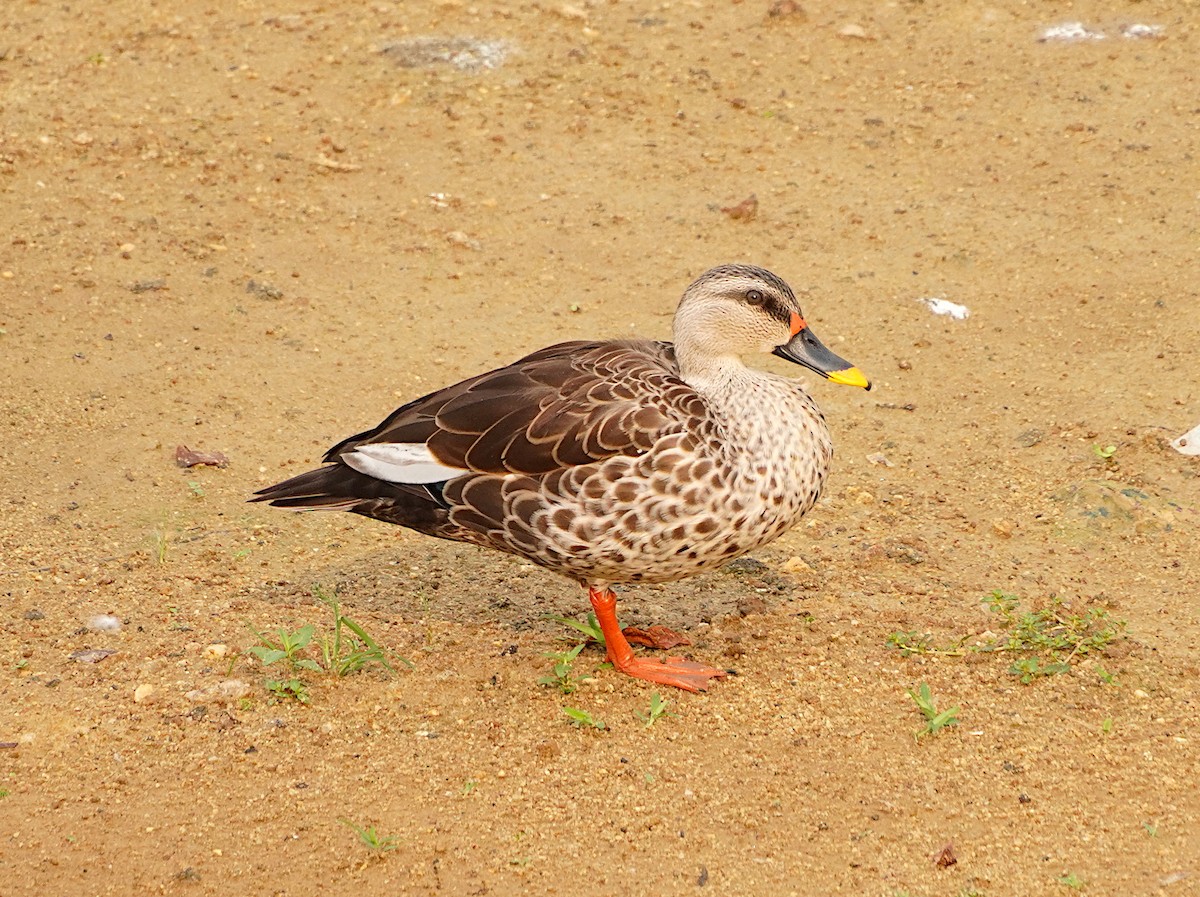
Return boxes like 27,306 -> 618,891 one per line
709,379 -> 833,523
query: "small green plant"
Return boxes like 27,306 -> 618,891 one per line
152,528 -> 169,565
545,612 -> 605,644
888,592 -> 1127,685
0,789 -> 10,799
538,643 -> 586,694
1096,665 -> 1118,685
248,623 -> 321,674
461,780 -> 478,795
339,818 -> 399,852
1092,443 -> 1117,461
187,480 -> 205,498
1009,657 -> 1071,684
1142,821 -> 1157,837
265,677 -> 310,704
1101,717 -> 1113,734
984,589 -> 1019,617
886,630 -> 938,657
313,585 -> 406,675
636,691 -> 672,728
982,591 -> 1126,681
563,707 -> 605,729
1058,871 -> 1085,889
907,682 -> 960,739
248,587 -> 407,703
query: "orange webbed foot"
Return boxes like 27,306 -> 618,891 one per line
609,655 -> 729,693
587,586 -> 730,693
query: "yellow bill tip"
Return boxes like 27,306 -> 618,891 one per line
826,366 -> 871,390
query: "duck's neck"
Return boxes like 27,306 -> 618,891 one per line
672,322 -> 761,392
676,349 -> 758,396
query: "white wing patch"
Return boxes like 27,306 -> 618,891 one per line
344,443 -> 465,484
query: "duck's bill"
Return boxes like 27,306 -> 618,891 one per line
773,327 -> 872,390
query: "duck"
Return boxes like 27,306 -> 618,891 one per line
252,264 -> 870,691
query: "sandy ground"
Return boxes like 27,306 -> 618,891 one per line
2,1 -> 1199,895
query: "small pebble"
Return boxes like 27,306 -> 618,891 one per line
721,194 -> 758,221
87,614 -> 122,632
556,3 -> 587,21
134,684 -> 156,704
1016,428 -> 1045,448
202,643 -> 229,660
185,679 -> 251,704
781,556 -> 814,575
24,609 -> 45,621
992,519 -> 1015,538
445,230 -> 482,250
71,648 -> 117,664
736,594 -> 768,617
767,1 -> 807,20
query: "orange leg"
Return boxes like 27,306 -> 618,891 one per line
587,586 -> 729,693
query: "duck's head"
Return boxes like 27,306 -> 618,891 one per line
673,264 -> 871,390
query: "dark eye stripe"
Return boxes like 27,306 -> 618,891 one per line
763,296 -> 794,327
697,264 -> 802,327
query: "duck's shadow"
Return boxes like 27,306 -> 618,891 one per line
257,541 -> 806,635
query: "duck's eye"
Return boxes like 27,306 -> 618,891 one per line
746,289 -> 765,305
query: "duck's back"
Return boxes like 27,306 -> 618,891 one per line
255,338 -> 699,542
325,338 -> 694,473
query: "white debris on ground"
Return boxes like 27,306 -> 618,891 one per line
917,297 -> 970,320
1040,22 -> 1105,42
86,614 -> 122,632
1039,22 -> 1164,42
381,37 -> 512,72
1170,423 -> 1200,456
1120,23 -> 1164,39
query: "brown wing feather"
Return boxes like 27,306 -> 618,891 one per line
324,339 -> 693,477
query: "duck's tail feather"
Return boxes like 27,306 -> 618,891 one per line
250,464 -> 451,533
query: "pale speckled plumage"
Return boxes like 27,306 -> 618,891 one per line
253,264 -> 857,592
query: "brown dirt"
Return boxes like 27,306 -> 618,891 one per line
2,2 -> 1199,895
